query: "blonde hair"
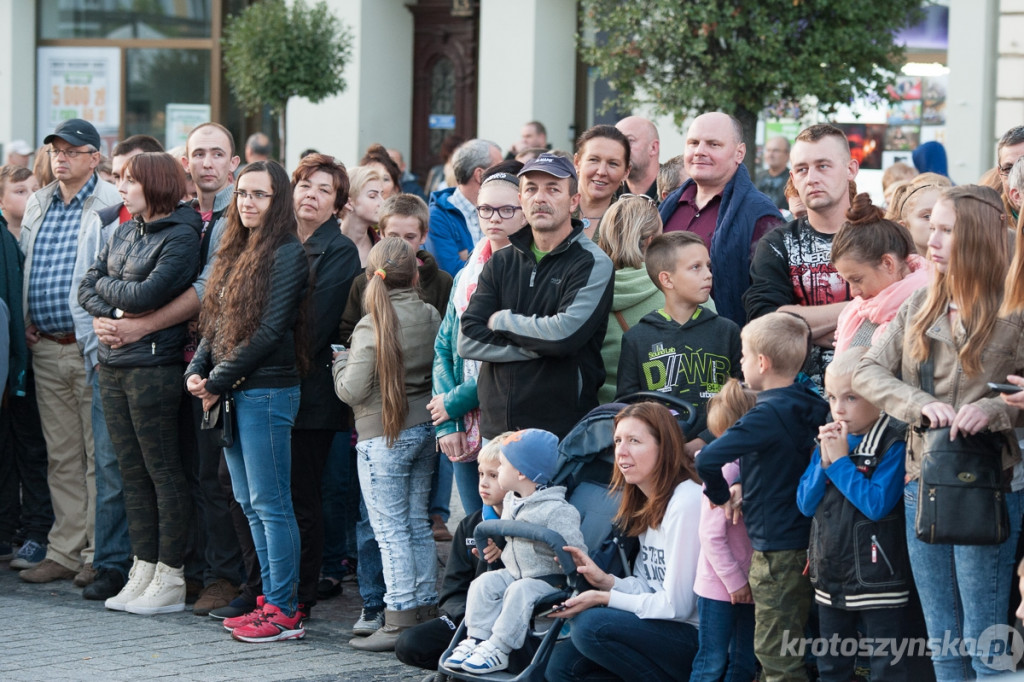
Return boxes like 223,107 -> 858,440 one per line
825,346 -> 867,382
741,313 -> 810,378
363,237 -> 419,444
885,174 -> 952,222
598,196 -> 663,269
347,165 -> 383,209
478,432 -> 513,469
706,379 -> 756,438
910,186 -> 1007,376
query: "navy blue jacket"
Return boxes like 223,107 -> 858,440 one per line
659,163 -> 781,326
696,379 -> 828,551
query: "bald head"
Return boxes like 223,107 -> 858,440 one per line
616,116 -> 660,188
245,132 -> 271,162
764,136 -> 790,175
684,113 -> 746,194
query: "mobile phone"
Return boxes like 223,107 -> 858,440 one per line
987,382 -> 1023,394
537,603 -> 567,618
331,344 -> 346,354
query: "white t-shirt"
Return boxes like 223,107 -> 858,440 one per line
606,480 -> 702,626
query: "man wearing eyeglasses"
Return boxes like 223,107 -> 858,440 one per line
997,126 -> 1024,227
18,118 -> 121,584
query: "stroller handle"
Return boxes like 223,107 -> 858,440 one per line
473,519 -> 578,578
616,391 -> 698,433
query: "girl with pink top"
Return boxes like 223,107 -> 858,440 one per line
831,194 -> 930,355
690,379 -> 757,682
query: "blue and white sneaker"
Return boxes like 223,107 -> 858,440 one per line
443,637 -> 480,670
10,540 -> 45,570
461,639 -> 510,674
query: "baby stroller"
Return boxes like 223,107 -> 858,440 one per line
438,392 -> 696,682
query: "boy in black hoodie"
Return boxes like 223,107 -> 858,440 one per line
696,312 -> 829,682
617,231 -> 741,456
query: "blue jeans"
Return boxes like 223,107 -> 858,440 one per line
357,422 -> 438,611
355,494 -> 385,611
546,607 -> 699,682
320,431 -> 357,579
223,386 -> 301,616
453,459 -> 483,516
904,480 -> 1023,680
690,596 -> 756,682
429,452 -> 452,521
89,370 -> 131,577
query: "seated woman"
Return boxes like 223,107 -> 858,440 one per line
831,193 -> 930,354
546,402 -> 701,682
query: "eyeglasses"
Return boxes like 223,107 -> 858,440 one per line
234,190 -> 273,201
477,205 -> 522,219
47,148 -> 95,159
619,193 -> 655,204
999,164 -> 1015,177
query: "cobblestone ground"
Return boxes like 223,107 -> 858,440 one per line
0,539 -> 453,682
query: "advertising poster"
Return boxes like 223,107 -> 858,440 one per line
166,104 -> 211,151
37,47 -> 121,154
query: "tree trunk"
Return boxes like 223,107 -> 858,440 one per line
734,105 -> 759,180
278,102 -> 288,169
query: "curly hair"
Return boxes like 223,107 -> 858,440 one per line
199,160 -> 300,363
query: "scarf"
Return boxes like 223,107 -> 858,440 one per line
835,254 -> 931,354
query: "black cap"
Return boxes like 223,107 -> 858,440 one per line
44,118 -> 101,150
518,153 -> 577,182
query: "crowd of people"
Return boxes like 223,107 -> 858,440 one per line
2,110 -> 1024,682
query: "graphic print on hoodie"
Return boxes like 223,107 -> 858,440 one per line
616,305 -> 741,442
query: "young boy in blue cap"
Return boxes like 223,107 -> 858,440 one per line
444,428 -> 587,674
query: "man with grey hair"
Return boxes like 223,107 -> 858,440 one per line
616,115 -> 661,200
1008,156 -> 1024,227
656,154 -> 688,201
756,135 -> 791,209
998,125 -> 1024,226
18,118 -> 121,584
426,138 -> 502,276
244,132 -> 271,165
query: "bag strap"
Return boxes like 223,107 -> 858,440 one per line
919,338 -> 935,397
614,311 -> 630,333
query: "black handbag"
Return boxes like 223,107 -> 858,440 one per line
200,394 -> 236,448
914,350 -> 1009,545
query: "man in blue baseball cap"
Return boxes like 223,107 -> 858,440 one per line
17,117 -> 120,585
458,152 -> 614,440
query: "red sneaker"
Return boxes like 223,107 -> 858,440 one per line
222,596 -> 266,631
231,603 -> 306,643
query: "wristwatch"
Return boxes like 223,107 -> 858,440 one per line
113,308 -> 125,319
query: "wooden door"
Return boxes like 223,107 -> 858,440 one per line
409,0 -> 479,183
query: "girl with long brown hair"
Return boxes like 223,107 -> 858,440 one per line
547,401 -> 703,681
853,185 -> 1024,680
185,160 -> 310,644
333,237 -> 441,651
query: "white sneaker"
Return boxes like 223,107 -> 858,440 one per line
124,562 -> 186,615
443,637 -> 480,670
104,557 -> 156,611
461,639 -> 510,674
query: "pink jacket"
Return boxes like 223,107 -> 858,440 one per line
693,461 -> 754,602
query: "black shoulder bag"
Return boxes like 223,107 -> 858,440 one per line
914,349 -> 1009,545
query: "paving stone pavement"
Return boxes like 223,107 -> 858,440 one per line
0,543 -> 452,682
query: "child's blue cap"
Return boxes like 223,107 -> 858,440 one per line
501,428 -> 559,486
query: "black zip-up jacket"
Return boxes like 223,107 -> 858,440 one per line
458,220 -> 614,439
439,509 -> 506,621
806,417 -> 911,610
78,204 -> 201,367
185,237 -> 309,393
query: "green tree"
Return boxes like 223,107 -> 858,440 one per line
579,0 -> 924,171
223,0 -> 353,162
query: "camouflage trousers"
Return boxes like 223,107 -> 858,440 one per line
749,548 -> 814,682
98,364 -> 190,567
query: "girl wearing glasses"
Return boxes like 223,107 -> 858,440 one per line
186,160 -> 310,643
78,152 -> 200,616
574,125 -> 631,242
429,162 -> 527,515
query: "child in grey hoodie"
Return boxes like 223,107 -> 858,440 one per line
443,428 -> 586,674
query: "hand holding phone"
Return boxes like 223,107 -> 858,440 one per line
987,382 -> 1023,395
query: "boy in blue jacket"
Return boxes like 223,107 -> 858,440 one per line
797,348 -> 909,682
696,312 -> 829,682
